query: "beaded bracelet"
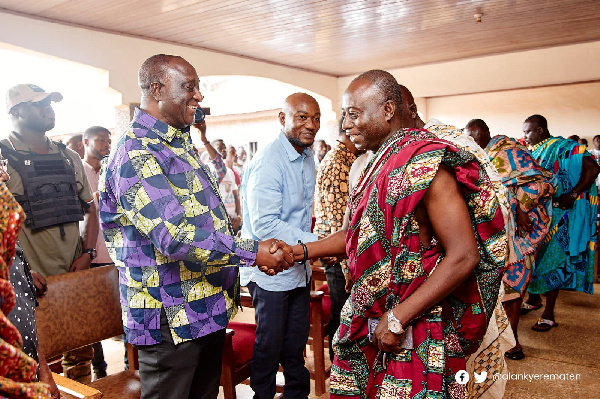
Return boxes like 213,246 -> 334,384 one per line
298,240 -> 308,264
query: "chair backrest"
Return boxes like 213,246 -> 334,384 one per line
36,265 -> 124,359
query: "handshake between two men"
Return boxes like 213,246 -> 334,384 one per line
253,238 -> 344,276
253,239 -> 296,276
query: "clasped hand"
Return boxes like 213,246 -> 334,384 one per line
554,192 -> 576,210
372,312 -> 404,354
515,207 -> 533,236
254,238 -> 295,276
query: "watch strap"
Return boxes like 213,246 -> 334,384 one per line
387,309 -> 404,335
82,248 -> 97,260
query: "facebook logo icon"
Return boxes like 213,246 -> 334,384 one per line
455,370 -> 469,385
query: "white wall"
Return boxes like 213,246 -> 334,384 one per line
337,41 -> 600,104
426,82 -> 600,140
0,11 -> 338,105
335,42 -> 600,142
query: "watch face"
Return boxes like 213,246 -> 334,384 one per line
84,249 -> 97,259
389,320 -> 402,334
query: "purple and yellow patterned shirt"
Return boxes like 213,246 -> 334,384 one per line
98,108 -> 258,346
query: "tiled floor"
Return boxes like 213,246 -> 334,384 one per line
101,283 -> 600,398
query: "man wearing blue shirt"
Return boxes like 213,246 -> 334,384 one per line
240,92 -> 321,399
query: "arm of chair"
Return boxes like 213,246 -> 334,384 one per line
309,290 -> 327,395
220,328 -> 236,399
240,292 -> 254,308
309,290 -> 325,335
52,372 -> 102,399
126,342 -> 139,371
311,263 -> 326,290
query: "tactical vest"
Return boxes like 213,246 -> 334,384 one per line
0,140 -> 85,235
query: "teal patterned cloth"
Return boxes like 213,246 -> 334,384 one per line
529,137 -> 597,295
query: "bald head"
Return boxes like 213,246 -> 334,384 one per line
279,92 -> 321,153
66,134 -> 85,159
342,72 -> 404,152
282,93 -> 319,115
523,114 -> 550,147
352,70 -> 403,110
138,54 -> 202,129
138,54 -> 185,95
465,119 -> 491,148
399,85 -> 414,107
397,84 -> 424,129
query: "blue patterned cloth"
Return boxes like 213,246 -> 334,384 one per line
529,137 -> 597,295
99,108 -> 258,346
486,135 -> 555,299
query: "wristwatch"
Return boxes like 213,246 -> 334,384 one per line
387,309 -> 405,335
570,191 -> 579,200
82,248 -> 97,260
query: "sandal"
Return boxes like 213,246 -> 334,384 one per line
531,318 -> 558,332
504,344 -> 525,360
520,302 -> 542,315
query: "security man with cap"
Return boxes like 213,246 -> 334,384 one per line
2,83 -> 99,383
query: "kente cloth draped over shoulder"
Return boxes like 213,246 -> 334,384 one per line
424,126 -> 512,399
529,137 -> 597,295
486,135 -> 555,300
0,183 -> 50,398
330,129 -> 506,399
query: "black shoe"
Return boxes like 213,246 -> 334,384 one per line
94,369 -> 108,380
504,345 -> 525,360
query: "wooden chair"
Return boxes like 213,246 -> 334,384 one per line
36,265 -> 141,399
220,321 -> 256,399
310,263 -> 332,355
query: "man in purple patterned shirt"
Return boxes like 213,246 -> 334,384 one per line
99,54 -> 294,399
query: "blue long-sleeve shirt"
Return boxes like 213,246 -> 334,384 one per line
240,131 -> 318,291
